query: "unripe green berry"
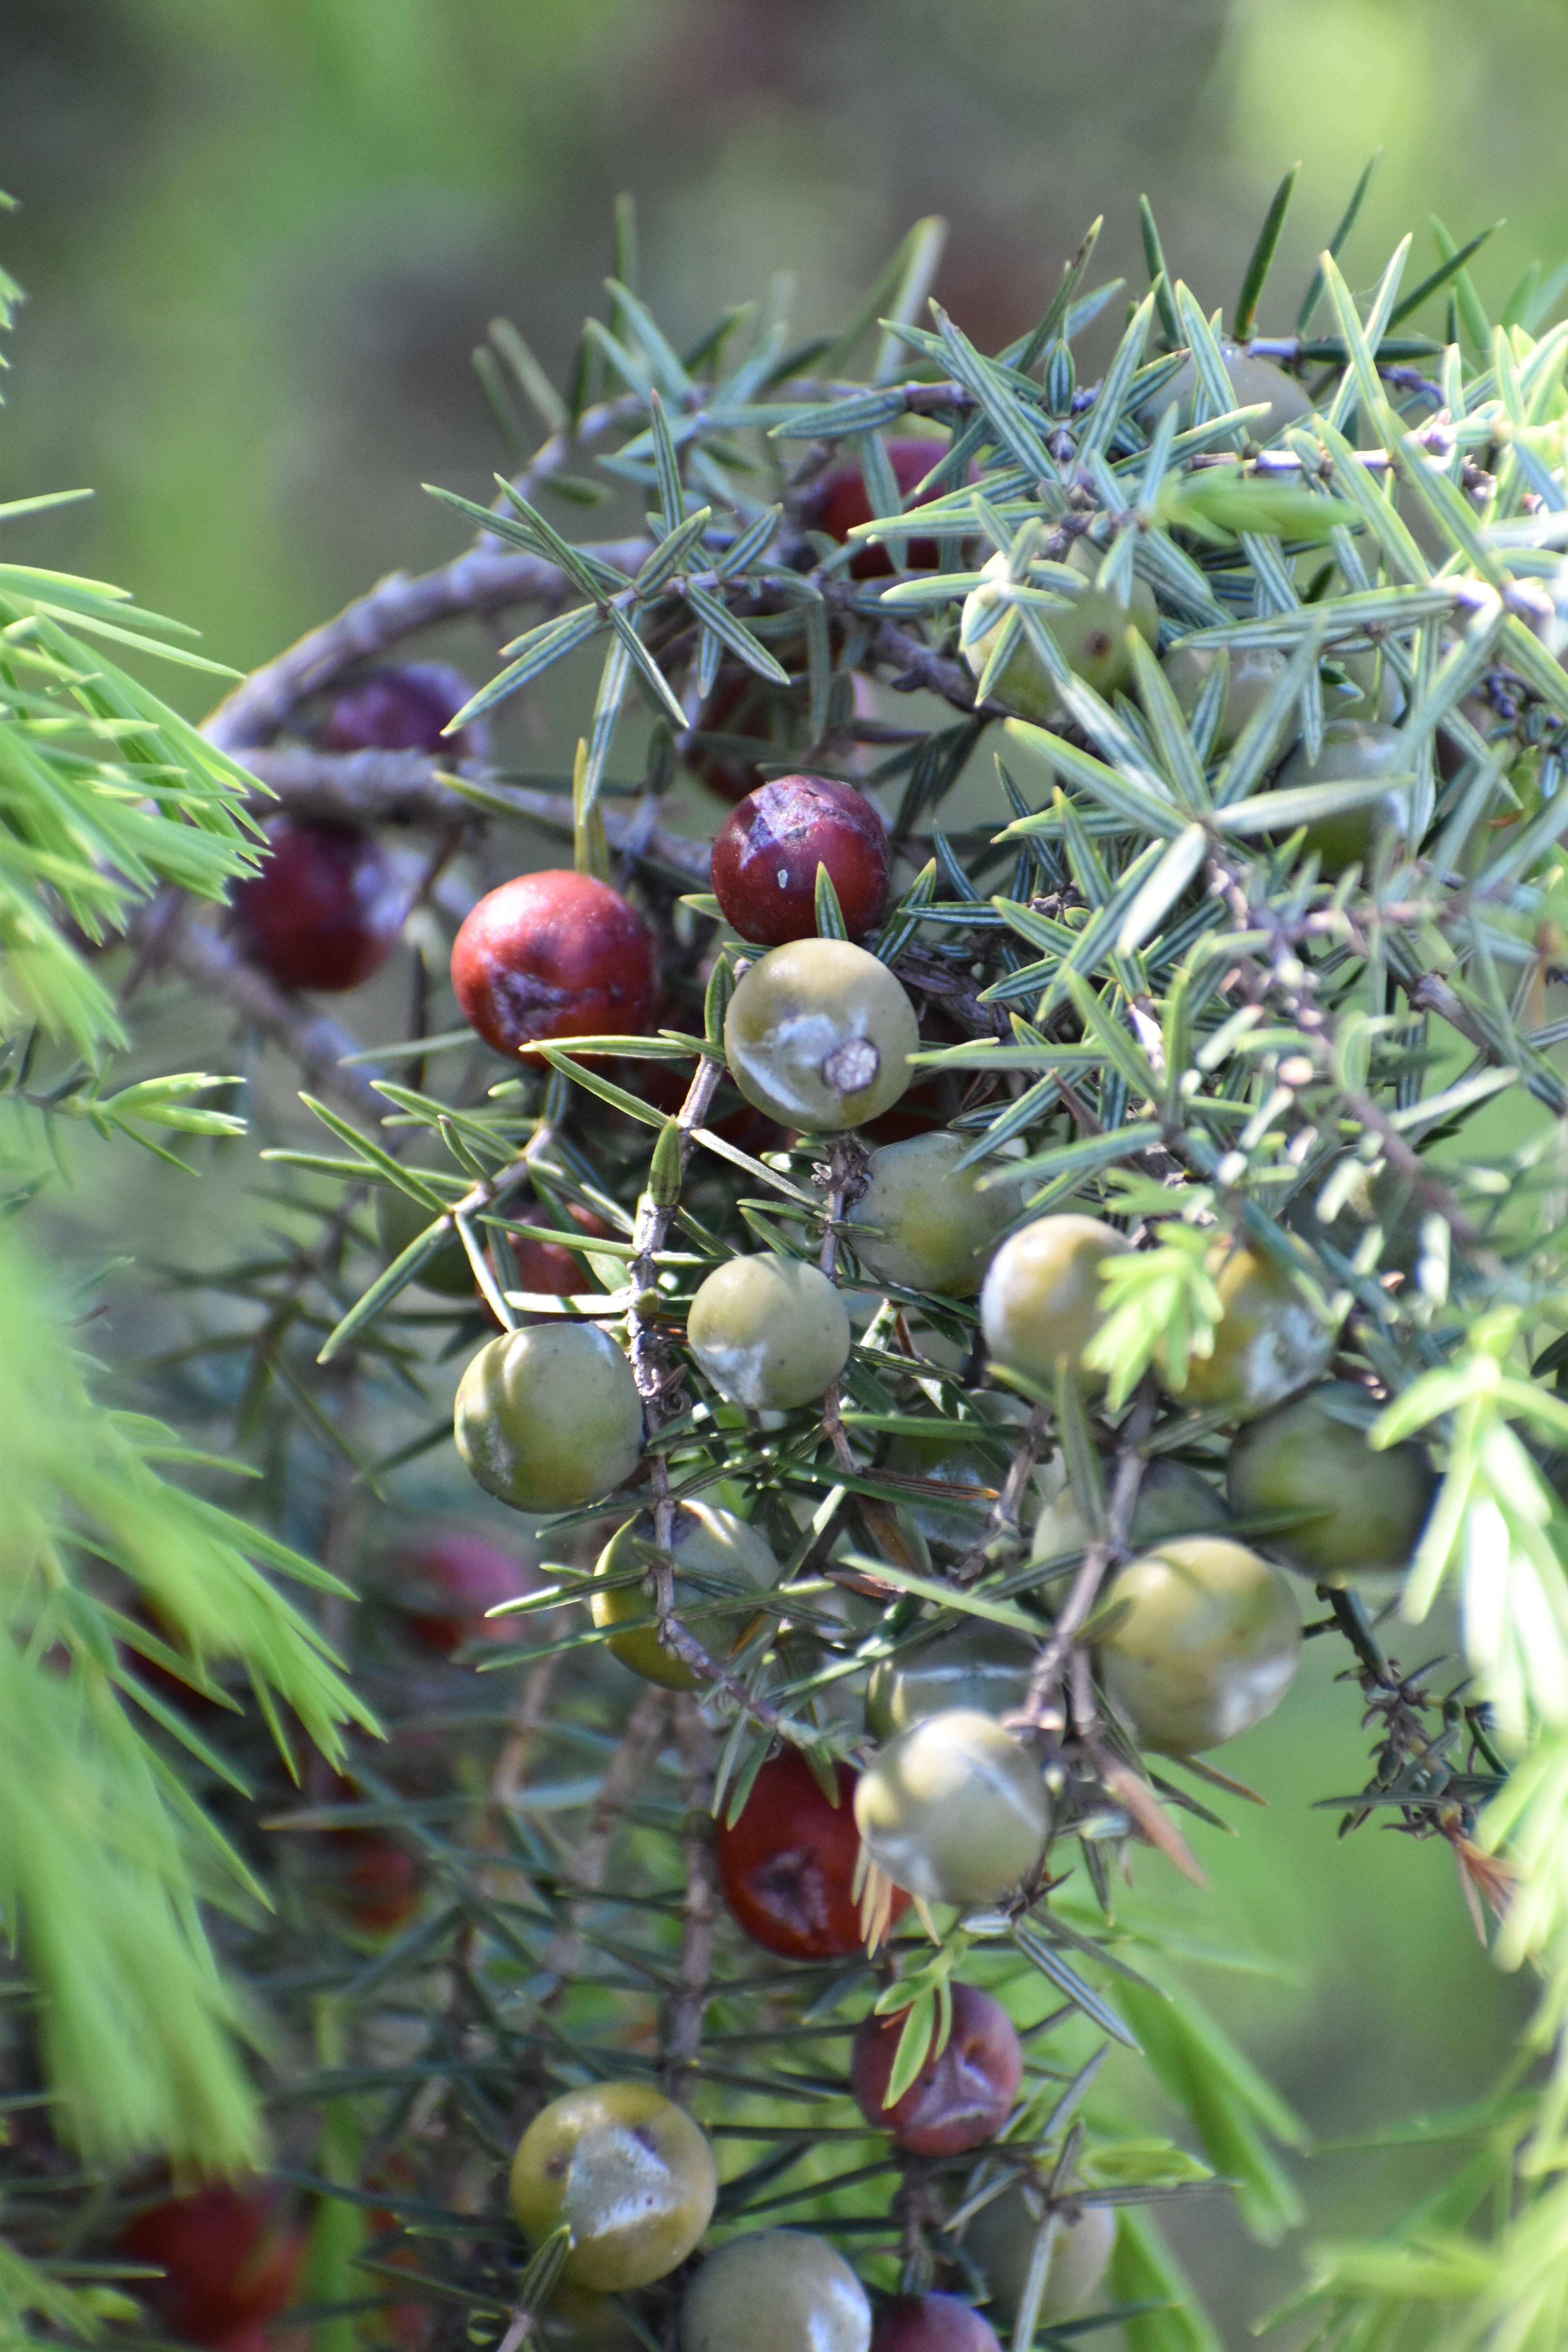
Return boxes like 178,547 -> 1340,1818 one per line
960,546 -> 1157,723
847,1131 -> 1020,1296
590,1499 -> 782,1688
724,939 -> 918,1132
1336,647 -> 1405,724
509,2082 -> 716,2291
866,1623 -> 1036,1740
1226,1384 -> 1436,1584
1031,1456 -> 1228,1564
1140,342 -> 1312,445
980,1215 -> 1130,1393
687,1253 -> 851,1411
962,2182 -> 1115,2327
681,2232 -> 870,2352
1271,719 -> 1412,875
854,1708 -> 1050,1906
1160,1245 -> 1337,1423
883,1429 -> 1011,1547
377,1183 -> 472,1297
454,1323 -> 643,1510
538,2285 -> 642,2351
1161,643 -> 1292,755
1096,1535 -> 1302,1754
1288,1152 -> 1423,1276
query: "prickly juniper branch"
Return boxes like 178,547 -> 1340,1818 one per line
1203,844 -> 1495,1259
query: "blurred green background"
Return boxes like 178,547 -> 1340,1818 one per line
3,0 -> 1560,2340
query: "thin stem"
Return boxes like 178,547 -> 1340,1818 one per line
1017,1379 -> 1156,1726
954,1403 -> 1050,1585
532,1684 -> 672,2006
818,1133 -> 864,1477
131,904 -> 387,1120
661,1695 -> 716,2102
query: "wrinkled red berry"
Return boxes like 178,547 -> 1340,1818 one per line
451,871 -> 657,1057
236,824 -> 410,992
121,2185 -> 304,2348
850,1981 -> 1022,2155
872,2295 -> 1002,2352
711,775 -> 890,946
398,1530 -> 539,1654
714,1749 -> 907,1960
322,661 -> 484,758
818,438 -> 951,579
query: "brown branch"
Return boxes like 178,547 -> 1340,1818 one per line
136,904 -> 388,1121
201,364 -> 984,756
535,1682 -> 672,1999
661,1695 -> 716,2102
203,539 -> 653,753
237,747 -> 715,880
238,746 -> 479,824
867,614 -> 988,713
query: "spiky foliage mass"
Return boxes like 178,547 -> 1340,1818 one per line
9,165 -> 1568,2352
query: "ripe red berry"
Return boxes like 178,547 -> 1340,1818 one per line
236,823 -> 410,993
818,437 -> 950,579
714,1749 -> 907,1960
322,661 -> 485,758
397,1530 -> 538,1655
451,870 -> 658,1057
850,1981 -> 1022,2155
508,1201 -> 615,1299
711,775 -> 890,947
872,2296 -> 1002,2352
121,2184 -> 304,2348
335,1831 -> 423,1936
